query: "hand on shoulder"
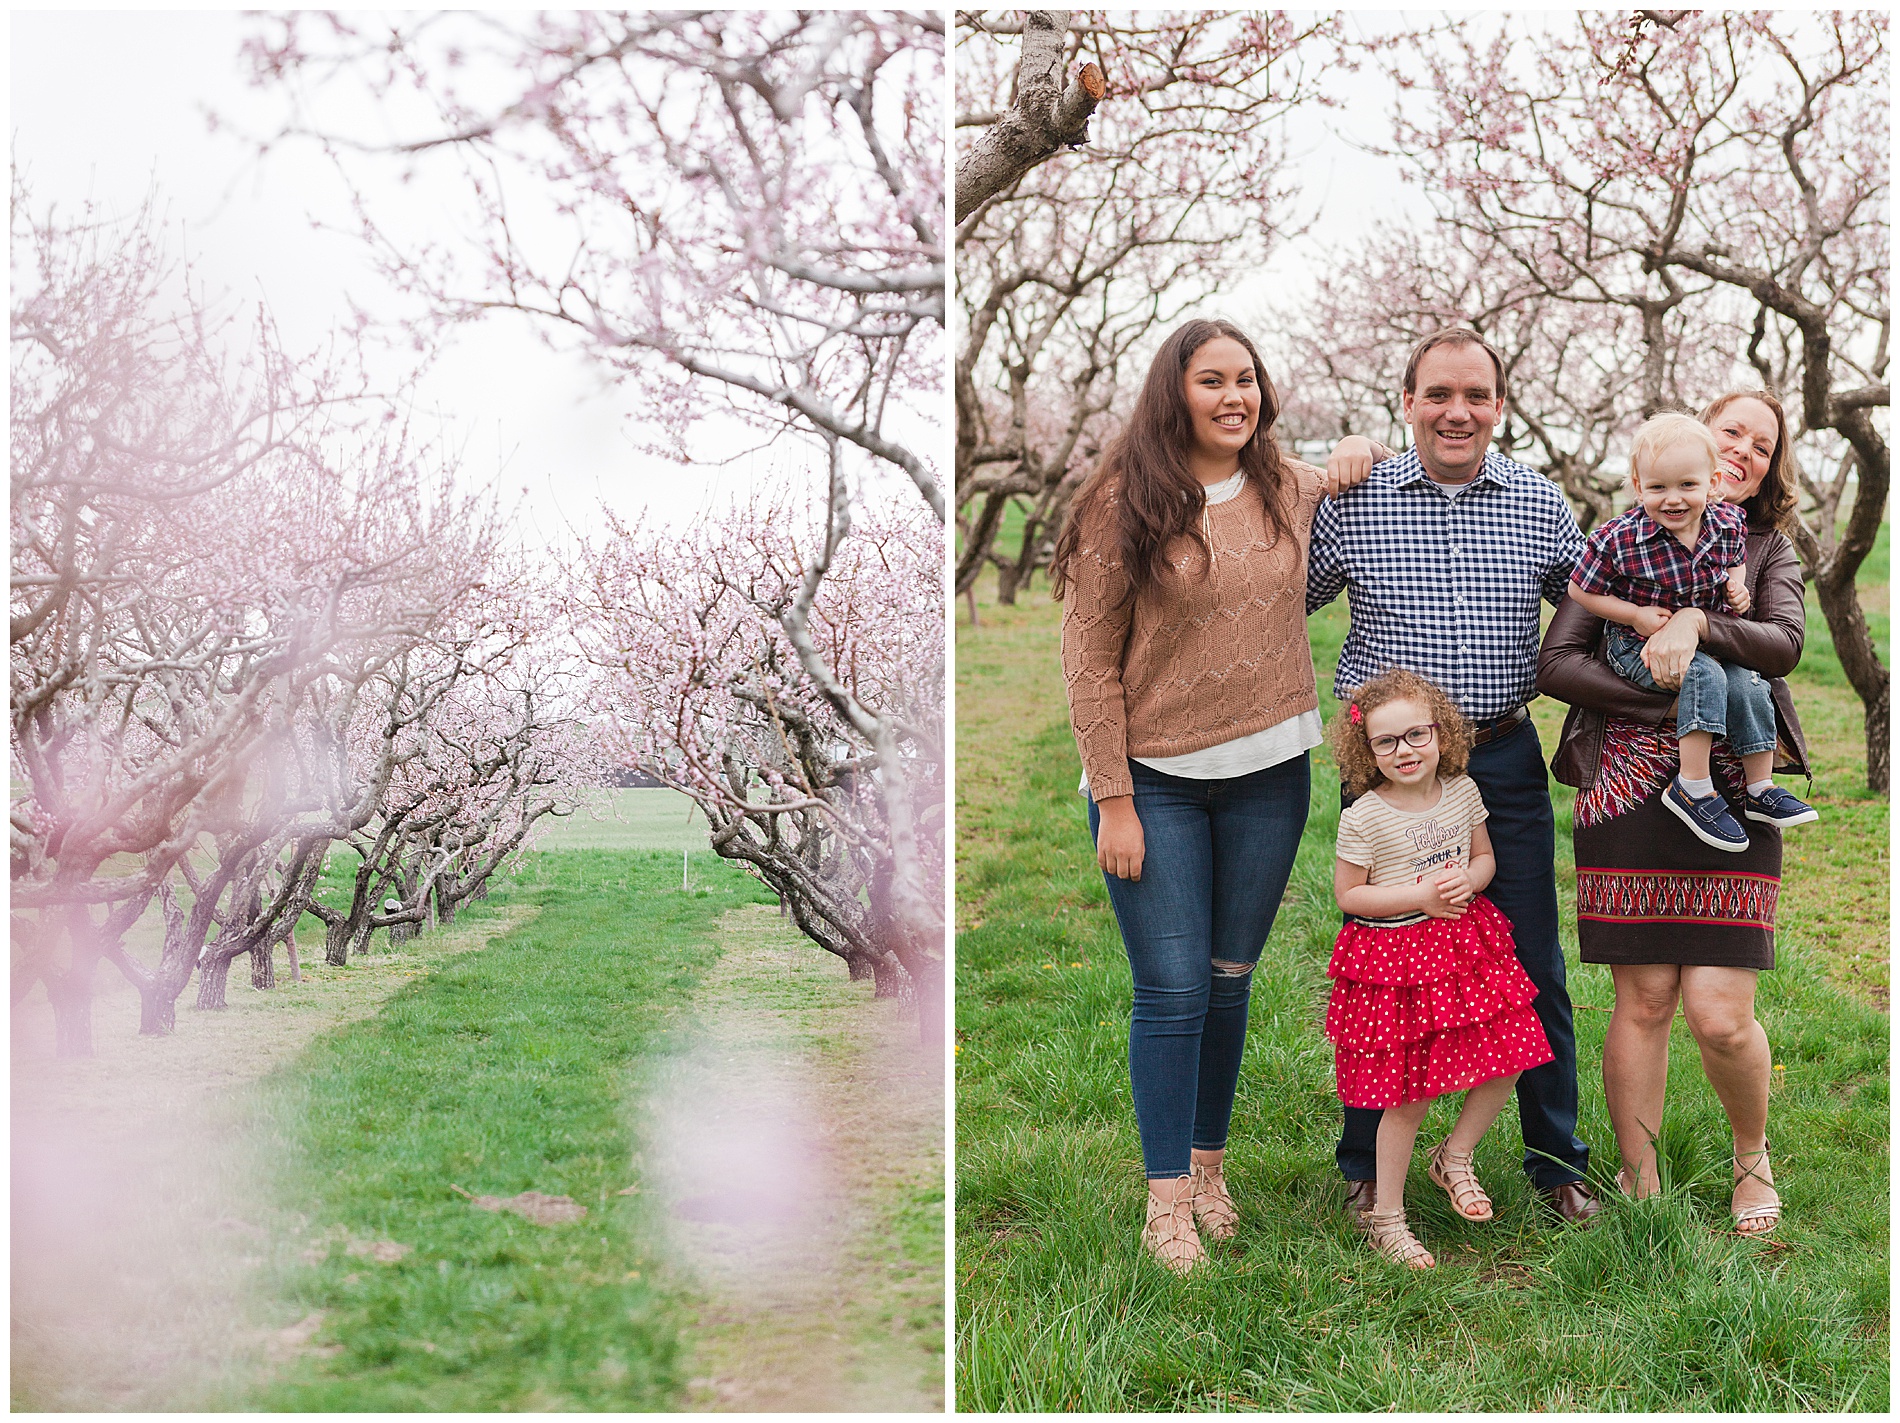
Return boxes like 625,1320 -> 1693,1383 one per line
1322,436 -> 1383,499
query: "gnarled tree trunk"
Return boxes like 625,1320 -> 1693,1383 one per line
47,953 -> 99,1059
870,954 -> 903,1000
250,938 -> 276,990
138,981 -> 177,1036
196,941 -> 245,1011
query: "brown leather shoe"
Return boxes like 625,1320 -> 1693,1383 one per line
1539,1180 -> 1602,1226
1344,1177 -> 1375,1231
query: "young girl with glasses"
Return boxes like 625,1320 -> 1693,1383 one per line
1326,669 -> 1556,1268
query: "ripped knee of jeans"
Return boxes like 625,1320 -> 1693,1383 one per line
1211,958 -> 1256,979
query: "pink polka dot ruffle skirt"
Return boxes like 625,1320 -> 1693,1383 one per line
1325,894 -> 1554,1108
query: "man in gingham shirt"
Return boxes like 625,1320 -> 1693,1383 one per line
1309,328 -> 1600,1226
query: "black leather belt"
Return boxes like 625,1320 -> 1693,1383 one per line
1470,705 -> 1529,746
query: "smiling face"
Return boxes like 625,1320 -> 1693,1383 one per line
1401,343 -> 1500,483
1181,336 -> 1261,476
1706,396 -> 1779,501
1364,696 -> 1440,791
1633,440 -> 1718,545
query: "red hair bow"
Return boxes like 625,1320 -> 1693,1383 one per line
1348,703 -> 1362,725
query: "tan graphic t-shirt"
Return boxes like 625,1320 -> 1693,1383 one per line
1336,775 -> 1488,886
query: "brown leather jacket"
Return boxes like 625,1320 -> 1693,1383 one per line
1536,521 -> 1811,791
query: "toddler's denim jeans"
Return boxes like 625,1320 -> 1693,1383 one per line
1088,753 -> 1309,1179
1604,623 -> 1777,756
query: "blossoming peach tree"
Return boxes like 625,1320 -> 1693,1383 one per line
573,466 -> 944,1043
10,186 -> 581,1052
242,10 -> 951,1027
1370,9 -> 1889,789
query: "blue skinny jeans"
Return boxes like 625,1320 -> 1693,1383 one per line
1088,753 -> 1310,1179
1604,624 -> 1777,756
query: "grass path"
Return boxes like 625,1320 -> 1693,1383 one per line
246,850 -> 773,1409
648,903 -> 944,1411
954,585 -> 1887,1411
10,903 -> 534,1411
14,848 -> 944,1412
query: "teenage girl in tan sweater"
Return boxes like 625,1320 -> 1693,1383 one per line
1051,319 -> 1324,1272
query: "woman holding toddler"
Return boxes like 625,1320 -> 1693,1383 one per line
1538,391 -> 1811,1234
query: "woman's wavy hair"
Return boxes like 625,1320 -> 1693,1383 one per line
1699,390 -> 1799,533
1051,318 -> 1292,606
1330,668 -> 1473,797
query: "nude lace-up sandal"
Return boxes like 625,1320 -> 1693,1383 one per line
1142,1179 -> 1206,1274
1365,1205 -> 1435,1269
1190,1160 -> 1239,1240
1731,1142 -> 1781,1236
1427,1139 -> 1495,1222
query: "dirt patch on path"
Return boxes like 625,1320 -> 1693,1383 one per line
10,905 -> 535,1411
641,904 -> 944,1412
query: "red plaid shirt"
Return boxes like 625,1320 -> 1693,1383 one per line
1571,498 -> 1747,613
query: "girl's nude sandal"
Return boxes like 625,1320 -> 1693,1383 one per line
1190,1160 -> 1239,1240
1427,1140 -> 1495,1221
1142,1179 -> 1207,1274
1365,1206 -> 1435,1269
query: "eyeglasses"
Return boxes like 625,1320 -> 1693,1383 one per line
1369,723 -> 1439,757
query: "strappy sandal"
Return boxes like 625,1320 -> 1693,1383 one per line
1731,1142 -> 1781,1236
1427,1140 -> 1494,1222
1142,1178 -> 1206,1273
1365,1205 -> 1435,1269
1190,1160 -> 1239,1240
1615,1166 -> 1660,1201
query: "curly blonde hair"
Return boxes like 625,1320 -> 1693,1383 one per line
1330,668 -> 1473,796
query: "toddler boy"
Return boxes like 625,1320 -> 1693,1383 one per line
1567,412 -> 1817,850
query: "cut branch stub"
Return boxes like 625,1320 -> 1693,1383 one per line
1058,63 -> 1107,137
956,8 -> 1108,220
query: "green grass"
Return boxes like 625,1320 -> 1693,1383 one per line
954,569 -> 1888,1410
248,850 -> 774,1410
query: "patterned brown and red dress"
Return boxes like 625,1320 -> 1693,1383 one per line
1573,717 -> 1779,970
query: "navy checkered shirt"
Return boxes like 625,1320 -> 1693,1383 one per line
1307,448 -> 1586,719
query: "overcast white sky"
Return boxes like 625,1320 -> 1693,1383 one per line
10,10 -> 795,548
1167,10 -> 1442,354
1259,11 -> 1440,266
12,11 -> 1686,525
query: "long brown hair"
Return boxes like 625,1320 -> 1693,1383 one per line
1699,390 -> 1799,533
1051,319 -> 1293,605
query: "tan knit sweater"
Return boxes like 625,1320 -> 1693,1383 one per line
1061,463 -> 1324,801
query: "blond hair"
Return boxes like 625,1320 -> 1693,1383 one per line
1329,668 -> 1472,797
1629,411 -> 1721,487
